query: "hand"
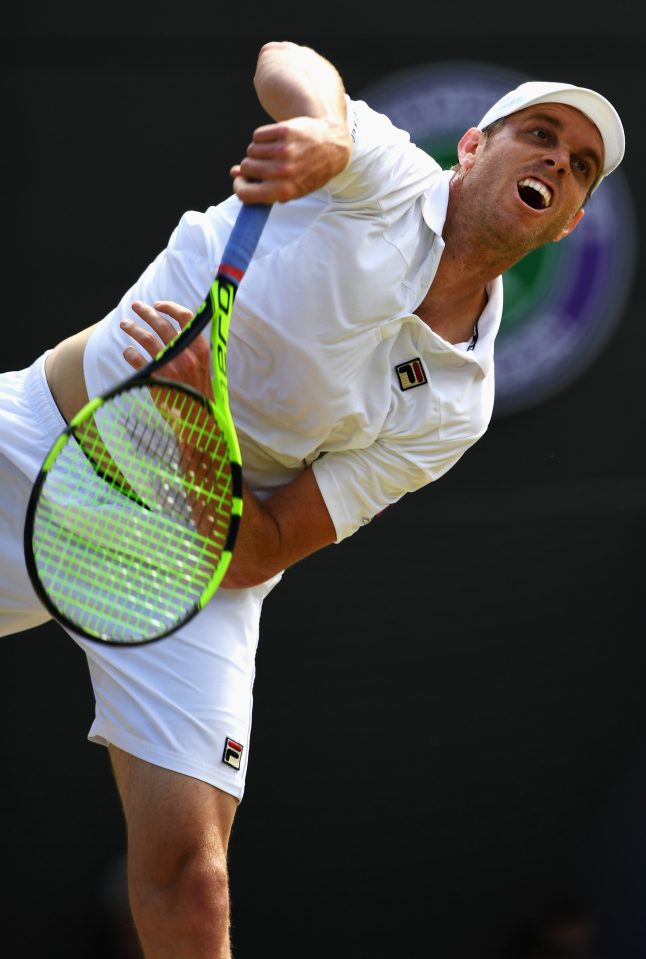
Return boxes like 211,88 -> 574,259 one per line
120,300 -> 213,400
230,115 -> 351,204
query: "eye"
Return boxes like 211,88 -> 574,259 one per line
573,157 -> 588,175
531,127 -> 550,140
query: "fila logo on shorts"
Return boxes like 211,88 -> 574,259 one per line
222,737 -> 244,770
396,357 -> 427,391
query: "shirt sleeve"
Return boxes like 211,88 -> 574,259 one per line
323,96 -> 441,213
311,428 -> 484,544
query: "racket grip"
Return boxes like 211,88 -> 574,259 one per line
219,203 -> 273,282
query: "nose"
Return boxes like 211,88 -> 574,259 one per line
543,148 -> 569,176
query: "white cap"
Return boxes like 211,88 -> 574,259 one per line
477,80 -> 625,189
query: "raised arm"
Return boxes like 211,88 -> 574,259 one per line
230,41 -> 352,205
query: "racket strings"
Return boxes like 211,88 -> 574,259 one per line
31,384 -> 233,642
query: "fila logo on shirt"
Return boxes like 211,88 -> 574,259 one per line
396,357 -> 427,391
222,737 -> 244,770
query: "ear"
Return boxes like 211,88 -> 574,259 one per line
554,208 -> 585,242
456,127 -> 486,170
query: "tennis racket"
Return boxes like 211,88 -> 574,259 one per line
24,202 -> 272,645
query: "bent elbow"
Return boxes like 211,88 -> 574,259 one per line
221,561 -> 276,591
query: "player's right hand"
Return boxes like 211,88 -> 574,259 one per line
230,116 -> 351,204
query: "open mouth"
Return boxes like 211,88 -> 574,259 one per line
518,177 -> 552,210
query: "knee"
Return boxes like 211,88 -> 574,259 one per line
132,846 -> 231,929
179,852 -> 229,911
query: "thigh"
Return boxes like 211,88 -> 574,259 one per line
76,575 -> 281,800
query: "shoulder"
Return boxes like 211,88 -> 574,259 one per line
325,97 -> 441,206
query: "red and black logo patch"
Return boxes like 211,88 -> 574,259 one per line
396,357 -> 427,391
222,737 -> 244,770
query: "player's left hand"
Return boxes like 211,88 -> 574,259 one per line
120,300 -> 213,400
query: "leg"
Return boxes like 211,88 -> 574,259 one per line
74,550 -> 282,956
109,746 -> 238,959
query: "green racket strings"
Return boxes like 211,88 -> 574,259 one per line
31,384 -> 232,642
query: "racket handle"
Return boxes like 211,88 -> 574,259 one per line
219,203 -> 273,282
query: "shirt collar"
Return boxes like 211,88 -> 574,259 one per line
421,168 -> 455,236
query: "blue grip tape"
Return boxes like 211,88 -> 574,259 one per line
219,203 -> 273,281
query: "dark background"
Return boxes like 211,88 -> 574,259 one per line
2,4 -> 645,957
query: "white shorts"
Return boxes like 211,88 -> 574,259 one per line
0,354 -> 280,800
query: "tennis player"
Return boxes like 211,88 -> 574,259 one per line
0,41 -> 625,958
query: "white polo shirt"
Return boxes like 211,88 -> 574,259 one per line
84,97 -> 503,543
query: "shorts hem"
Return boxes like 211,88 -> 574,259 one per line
88,719 -> 245,801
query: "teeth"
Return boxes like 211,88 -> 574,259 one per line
519,177 -> 552,208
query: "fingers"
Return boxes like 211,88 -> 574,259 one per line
229,116 -> 351,204
120,301 -> 191,368
229,125 -> 294,203
151,300 -> 195,328
232,174 -> 292,205
251,122 -> 291,144
133,300 -> 191,337
120,301 -> 213,399
120,317 -> 157,369
230,122 -> 287,203
122,341 -> 147,371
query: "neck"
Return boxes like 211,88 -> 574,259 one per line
416,271 -> 488,344
414,176 -> 521,343
442,175 -> 522,280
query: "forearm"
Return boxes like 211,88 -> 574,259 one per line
231,41 -> 352,204
253,41 -> 347,124
222,468 -> 337,588
222,486 -> 281,588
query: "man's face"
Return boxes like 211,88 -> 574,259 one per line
457,103 -> 605,254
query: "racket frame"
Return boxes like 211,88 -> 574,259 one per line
24,203 -> 270,644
